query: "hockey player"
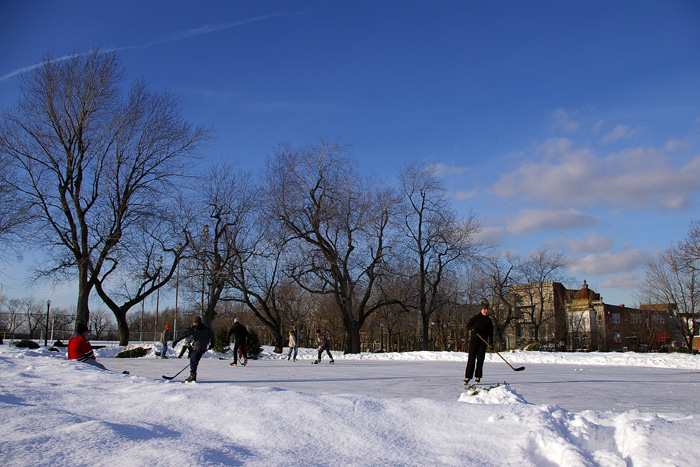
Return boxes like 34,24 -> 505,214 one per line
313,329 -> 334,364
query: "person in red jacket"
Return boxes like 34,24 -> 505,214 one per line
68,323 -> 106,370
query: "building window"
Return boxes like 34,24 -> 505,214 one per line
630,313 -> 642,325
611,313 -> 620,324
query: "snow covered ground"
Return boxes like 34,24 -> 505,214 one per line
2,343 -> 699,466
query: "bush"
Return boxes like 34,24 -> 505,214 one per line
13,339 -> 40,349
523,342 -> 540,351
115,347 -> 148,358
213,326 -> 230,353
666,346 -> 693,354
247,329 -> 262,359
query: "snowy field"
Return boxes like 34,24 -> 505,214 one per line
2,343 -> 700,466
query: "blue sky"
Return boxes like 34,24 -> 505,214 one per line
1,0 -> 699,310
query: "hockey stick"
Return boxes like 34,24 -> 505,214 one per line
477,334 -> 525,372
162,364 -> 190,380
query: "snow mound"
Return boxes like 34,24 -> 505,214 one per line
458,383 -> 529,405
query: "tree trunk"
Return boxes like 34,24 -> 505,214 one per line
115,310 -> 129,346
273,331 -> 284,354
342,314 -> 362,354
76,263 -> 91,330
421,317 -> 430,351
344,328 -> 362,354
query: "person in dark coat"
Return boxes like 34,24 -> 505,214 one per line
313,329 -> 334,364
173,316 -> 215,382
227,318 -> 249,367
464,301 -> 494,385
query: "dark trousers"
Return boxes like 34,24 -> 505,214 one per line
317,346 -> 333,361
465,337 -> 488,379
189,348 -> 206,375
233,341 -> 246,364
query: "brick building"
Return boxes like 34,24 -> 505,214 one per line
505,280 -> 675,351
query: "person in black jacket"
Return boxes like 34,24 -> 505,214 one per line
173,316 -> 215,382
464,301 -> 494,385
227,318 -> 249,367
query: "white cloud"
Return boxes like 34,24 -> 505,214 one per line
569,250 -> 649,275
602,273 -> 646,291
507,208 -> 598,234
491,138 -> 700,211
601,124 -> 641,144
592,120 -> 603,134
475,225 -> 506,246
452,189 -> 477,200
431,162 -> 470,177
549,108 -> 580,132
568,233 -> 614,253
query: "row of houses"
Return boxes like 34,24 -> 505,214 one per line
503,280 -> 680,352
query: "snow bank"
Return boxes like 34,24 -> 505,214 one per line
2,344 -> 699,466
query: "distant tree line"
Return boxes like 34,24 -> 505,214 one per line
1,50 -> 697,352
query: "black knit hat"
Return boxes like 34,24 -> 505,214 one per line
76,323 -> 89,334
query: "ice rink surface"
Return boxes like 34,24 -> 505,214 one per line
104,356 -> 700,415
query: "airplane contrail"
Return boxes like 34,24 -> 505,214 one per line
0,11 -> 305,83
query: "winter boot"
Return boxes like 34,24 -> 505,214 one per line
312,360 -> 319,364
185,372 -> 196,382
464,379 -> 470,386
475,378 -> 480,383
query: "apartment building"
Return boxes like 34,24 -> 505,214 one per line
505,280 -> 674,351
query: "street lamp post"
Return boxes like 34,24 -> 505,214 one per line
174,248 -> 180,341
44,300 -> 51,346
140,299 -> 144,342
155,256 -> 163,339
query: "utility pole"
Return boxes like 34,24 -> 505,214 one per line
44,300 -> 51,346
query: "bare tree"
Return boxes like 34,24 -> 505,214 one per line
1,298 -> 27,337
0,151 -> 30,256
89,308 -> 114,340
476,253 -> 522,349
0,50 -> 210,330
6,298 -> 44,338
642,222 -> 699,350
264,140 -> 399,353
227,217 -> 295,354
517,247 -> 569,344
93,220 -> 188,345
398,162 -> 483,350
178,162 -> 257,328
